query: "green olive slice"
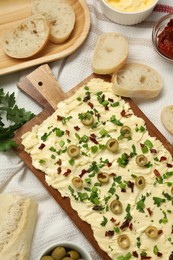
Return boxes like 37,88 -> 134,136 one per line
110,200 -> 122,214
106,138 -> 119,153
145,226 -> 158,238
67,145 -> 80,158
136,154 -> 148,167
51,246 -> 66,260
117,234 -> 130,249
72,177 -> 83,189
66,250 -> 80,260
171,186 -> 173,195
97,172 -> 110,183
120,126 -> 131,138
81,112 -> 94,126
135,176 -> 146,189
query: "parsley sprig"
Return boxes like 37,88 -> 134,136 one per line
0,88 -> 35,152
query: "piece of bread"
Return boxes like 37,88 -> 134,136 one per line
0,193 -> 38,260
112,63 -> 163,98
2,14 -> 50,59
32,0 -> 75,43
161,105 -> 173,135
91,32 -> 128,75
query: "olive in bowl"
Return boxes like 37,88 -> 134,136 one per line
40,242 -> 92,260
152,14 -> 173,63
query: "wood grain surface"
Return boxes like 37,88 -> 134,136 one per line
14,64 -> 173,260
0,0 -> 91,76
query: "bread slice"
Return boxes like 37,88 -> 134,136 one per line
32,0 -> 75,43
112,63 -> 163,98
91,32 -> 128,75
0,194 -> 38,260
2,14 -> 50,59
161,105 -> 173,135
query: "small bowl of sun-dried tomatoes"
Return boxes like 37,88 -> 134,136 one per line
152,14 -> 173,63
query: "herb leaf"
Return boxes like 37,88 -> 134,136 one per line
0,88 -> 35,152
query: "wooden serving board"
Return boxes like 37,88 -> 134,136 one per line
0,0 -> 90,76
14,64 -> 173,260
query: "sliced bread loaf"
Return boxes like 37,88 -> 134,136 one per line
112,63 -> 163,98
91,32 -> 128,75
32,0 -> 75,43
0,194 -> 38,259
2,14 -> 50,59
161,105 -> 173,135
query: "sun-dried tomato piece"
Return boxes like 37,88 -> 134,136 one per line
63,169 -> 71,176
57,159 -> 62,165
154,169 -> 161,177
105,230 -> 114,237
146,207 -> 153,216
88,101 -> 94,109
74,126 -> 80,131
38,143 -> 45,150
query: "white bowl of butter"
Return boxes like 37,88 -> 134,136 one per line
99,0 -> 159,25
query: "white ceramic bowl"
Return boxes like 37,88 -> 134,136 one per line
39,241 -> 92,260
99,0 -> 159,25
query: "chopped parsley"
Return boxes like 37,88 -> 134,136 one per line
117,153 -> 129,167
117,252 -> 132,260
91,145 -> 98,154
100,216 -> 108,226
136,195 -> 146,213
153,245 -> 159,255
153,197 -> 166,207
61,116 -> 72,125
124,204 -> 132,221
136,236 -> 141,248
135,125 -> 146,132
110,115 -> 123,126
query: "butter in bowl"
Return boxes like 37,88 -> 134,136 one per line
99,0 -> 159,25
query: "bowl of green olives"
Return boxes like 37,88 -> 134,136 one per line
40,241 -> 92,260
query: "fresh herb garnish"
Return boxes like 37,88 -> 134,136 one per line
117,252 -> 132,260
153,197 -> 166,207
100,216 -> 108,226
110,115 -> 123,126
0,88 -> 35,152
117,153 -> 129,167
136,195 -> 146,213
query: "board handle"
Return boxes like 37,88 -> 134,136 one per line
17,64 -> 66,110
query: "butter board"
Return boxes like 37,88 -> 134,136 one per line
0,0 -> 90,76
14,64 -> 173,260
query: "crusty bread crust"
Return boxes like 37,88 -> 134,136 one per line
32,0 -> 75,43
112,63 -> 163,98
2,14 -> 50,59
0,194 -> 38,260
161,105 -> 173,135
91,32 -> 128,75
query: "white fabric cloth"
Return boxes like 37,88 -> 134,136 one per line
0,0 -> 173,259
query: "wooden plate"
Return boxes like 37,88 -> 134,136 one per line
0,0 -> 91,76
13,64 -> 173,260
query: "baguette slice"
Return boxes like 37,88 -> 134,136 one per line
112,63 -> 163,98
161,105 -> 173,135
91,32 -> 128,75
2,14 -> 50,59
32,0 -> 75,43
0,194 -> 38,260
